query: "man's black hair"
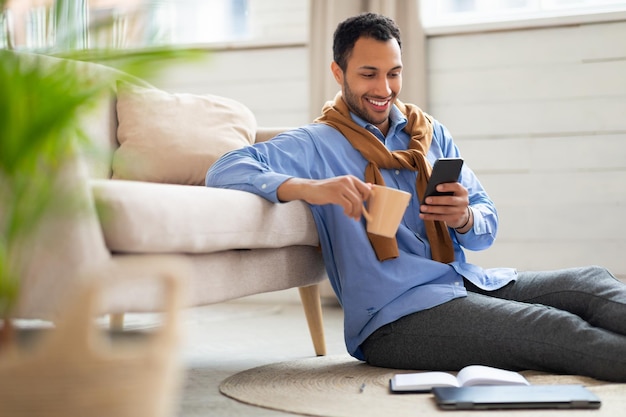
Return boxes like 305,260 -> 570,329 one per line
333,12 -> 402,72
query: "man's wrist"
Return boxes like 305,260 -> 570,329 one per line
277,178 -> 304,202
454,206 -> 473,234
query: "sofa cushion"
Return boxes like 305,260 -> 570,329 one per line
113,82 -> 256,186
91,179 -> 319,253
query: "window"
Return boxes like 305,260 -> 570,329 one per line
2,0 -> 308,51
1,0 -> 251,50
141,0 -> 249,46
420,0 -> 626,29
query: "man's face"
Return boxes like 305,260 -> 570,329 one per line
332,36 -> 402,134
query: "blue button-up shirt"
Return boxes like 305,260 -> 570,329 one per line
206,105 -> 517,360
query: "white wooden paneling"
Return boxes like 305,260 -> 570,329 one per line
431,97 -> 626,137
466,241 -> 626,275
431,62 -> 626,104
428,21 -> 626,136
457,134 -> 626,172
429,21 -> 626,70
248,0 -> 309,42
480,173 -> 625,238
149,46 -> 309,127
481,169 -> 626,209
429,20 -> 626,277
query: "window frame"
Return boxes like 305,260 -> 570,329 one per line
420,1 -> 626,36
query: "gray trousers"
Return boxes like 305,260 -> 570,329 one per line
361,266 -> 626,382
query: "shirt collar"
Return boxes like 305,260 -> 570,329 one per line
349,104 -> 407,142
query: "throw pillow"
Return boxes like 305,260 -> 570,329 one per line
113,82 -> 257,185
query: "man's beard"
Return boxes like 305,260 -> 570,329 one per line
342,80 -> 393,127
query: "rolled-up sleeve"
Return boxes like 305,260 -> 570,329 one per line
206,147 -> 293,203
455,203 -> 498,251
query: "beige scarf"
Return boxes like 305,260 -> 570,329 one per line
315,93 -> 454,263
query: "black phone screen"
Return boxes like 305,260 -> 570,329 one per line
421,158 -> 464,204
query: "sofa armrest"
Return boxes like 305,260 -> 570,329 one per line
255,127 -> 292,143
92,179 -> 319,253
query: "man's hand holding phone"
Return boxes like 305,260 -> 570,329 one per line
420,158 -> 472,232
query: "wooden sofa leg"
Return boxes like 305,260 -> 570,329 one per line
298,284 -> 327,356
109,313 -> 125,330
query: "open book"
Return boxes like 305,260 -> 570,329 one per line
389,365 -> 530,393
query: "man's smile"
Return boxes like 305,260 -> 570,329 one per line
365,97 -> 392,110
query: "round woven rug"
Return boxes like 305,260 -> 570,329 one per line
219,354 -> 625,417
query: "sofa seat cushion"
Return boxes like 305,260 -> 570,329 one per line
91,179 -> 319,253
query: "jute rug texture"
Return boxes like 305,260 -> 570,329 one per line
220,354 -> 626,417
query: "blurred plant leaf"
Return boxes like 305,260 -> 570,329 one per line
0,0 -> 203,320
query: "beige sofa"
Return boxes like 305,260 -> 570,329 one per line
11,52 -> 327,356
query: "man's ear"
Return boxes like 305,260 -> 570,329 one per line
331,61 -> 343,85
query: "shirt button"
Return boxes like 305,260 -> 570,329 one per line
395,170 -> 400,175
455,281 -> 461,286
261,184 -> 267,189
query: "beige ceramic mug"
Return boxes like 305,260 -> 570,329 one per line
361,185 -> 412,238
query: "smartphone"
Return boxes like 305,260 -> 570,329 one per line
421,158 -> 464,204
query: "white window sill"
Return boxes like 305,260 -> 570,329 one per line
166,36 -> 307,52
423,9 -> 626,36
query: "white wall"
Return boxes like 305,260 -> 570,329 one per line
148,0 -> 310,127
149,45 -> 309,127
153,13 -> 626,278
428,21 -> 626,277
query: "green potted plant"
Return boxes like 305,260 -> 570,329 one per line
0,0 -> 197,341
0,26 -> 104,348
0,1 -> 200,415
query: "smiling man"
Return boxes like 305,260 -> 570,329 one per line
206,13 -> 626,382
331,34 -> 402,136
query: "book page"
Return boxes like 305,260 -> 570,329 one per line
391,371 -> 460,392
456,365 -> 530,387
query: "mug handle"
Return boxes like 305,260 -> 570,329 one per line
362,186 -> 375,222
361,205 -> 372,222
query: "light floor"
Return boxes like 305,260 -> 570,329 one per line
173,289 -> 347,417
